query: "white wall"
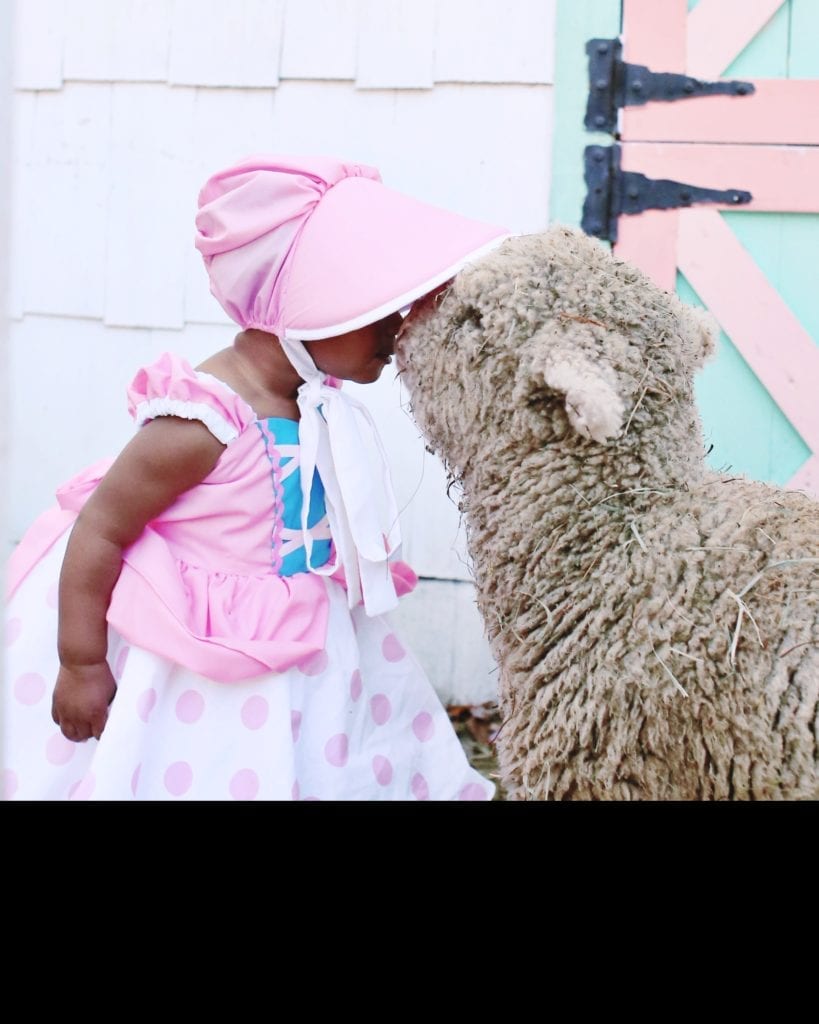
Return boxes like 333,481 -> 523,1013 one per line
2,0 -> 15,716
8,0 -> 557,703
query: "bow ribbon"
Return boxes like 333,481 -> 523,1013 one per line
281,338 -> 401,616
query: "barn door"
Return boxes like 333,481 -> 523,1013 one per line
585,0 -> 819,496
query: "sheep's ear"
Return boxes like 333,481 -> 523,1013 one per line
539,350 -> 625,444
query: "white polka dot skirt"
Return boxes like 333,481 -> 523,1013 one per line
3,537 -> 494,801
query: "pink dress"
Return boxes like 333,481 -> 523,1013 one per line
3,353 -> 494,801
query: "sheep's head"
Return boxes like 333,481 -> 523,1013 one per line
396,227 -> 716,482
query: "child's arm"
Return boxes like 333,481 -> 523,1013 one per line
53,416 -> 226,742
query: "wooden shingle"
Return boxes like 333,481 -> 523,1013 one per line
105,84 -> 194,328
434,0 -> 556,84
63,0 -> 172,82
14,0 -> 65,90
280,0 -> 358,81
24,85 -> 111,318
356,0 -> 435,90
169,0 -> 284,88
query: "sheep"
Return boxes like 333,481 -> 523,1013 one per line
395,226 -> 818,800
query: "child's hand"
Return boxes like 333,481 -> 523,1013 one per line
52,663 -> 117,742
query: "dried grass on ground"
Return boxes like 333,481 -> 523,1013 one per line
448,702 -> 507,801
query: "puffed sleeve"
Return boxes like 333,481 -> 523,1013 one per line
127,352 -> 255,444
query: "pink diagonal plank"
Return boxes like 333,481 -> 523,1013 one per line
620,143 -> 819,213
678,209 -> 819,456
622,0 -> 687,69
614,210 -> 679,293
622,80 -> 819,144
687,0 -> 786,79
788,455 -> 818,498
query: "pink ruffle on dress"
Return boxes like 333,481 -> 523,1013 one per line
3,354 -> 494,801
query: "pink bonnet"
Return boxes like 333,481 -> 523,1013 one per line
195,155 -> 508,340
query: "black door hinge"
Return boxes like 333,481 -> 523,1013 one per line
585,38 -> 755,133
582,145 -> 752,242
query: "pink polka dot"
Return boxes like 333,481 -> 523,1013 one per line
411,773 -> 430,800
2,770 -> 19,800
5,618 -> 22,646
46,732 -> 76,766
382,633 -> 406,662
136,688 -> 157,723
458,783 -> 487,801
164,761 -> 193,796
46,582 -> 59,609
324,733 -> 349,768
412,711 -> 435,742
229,769 -> 259,800
113,645 -> 130,681
241,695 -> 269,730
291,710 -> 302,742
131,764 -> 141,797
372,755 -> 393,787
291,780 -> 300,801
350,669 -> 363,702
69,772 -> 95,801
298,649 -> 329,676
175,689 -> 205,724
370,693 -> 392,726
14,673 -> 46,706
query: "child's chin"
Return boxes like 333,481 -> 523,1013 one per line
358,361 -> 388,384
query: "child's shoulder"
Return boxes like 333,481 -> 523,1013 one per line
127,351 -> 257,445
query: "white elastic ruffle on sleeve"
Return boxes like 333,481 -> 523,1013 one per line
134,398 -> 239,445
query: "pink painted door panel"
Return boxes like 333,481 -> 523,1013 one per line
615,0 -> 818,495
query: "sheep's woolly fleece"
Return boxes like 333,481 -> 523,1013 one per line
396,226 -> 818,801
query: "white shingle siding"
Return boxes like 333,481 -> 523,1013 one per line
1,8 -> 11,596
22,85 -> 111,318
105,84 -> 195,328
14,0 -> 557,91
13,0 -> 66,90
434,0 -> 556,84
9,0 -> 557,704
8,91 -> 33,321
63,0 -> 172,83
356,0 -> 436,90
168,0 -> 285,88
279,0 -> 359,81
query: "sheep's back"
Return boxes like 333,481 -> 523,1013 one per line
470,472 -> 818,799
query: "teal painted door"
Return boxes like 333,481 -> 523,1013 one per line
551,0 -> 819,495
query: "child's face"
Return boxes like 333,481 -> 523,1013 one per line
304,311 -> 403,384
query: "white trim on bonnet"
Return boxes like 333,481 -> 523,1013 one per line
283,233 -> 512,342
